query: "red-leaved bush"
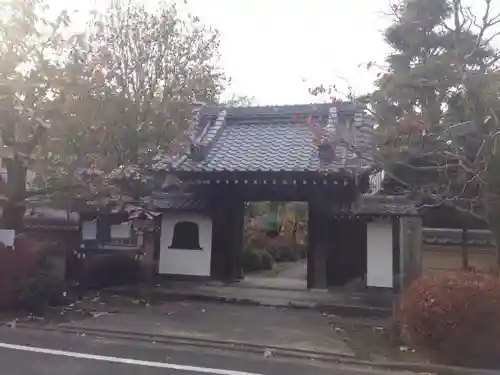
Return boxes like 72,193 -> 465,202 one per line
0,235 -> 39,308
397,271 -> 500,369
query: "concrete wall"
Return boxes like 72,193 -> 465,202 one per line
367,221 -> 393,288
423,228 -> 493,247
82,220 -> 133,240
400,216 -> 422,289
423,245 -> 496,273
159,213 -> 213,276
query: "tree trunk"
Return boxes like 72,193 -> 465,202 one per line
494,233 -> 500,276
291,219 -> 298,247
487,221 -> 500,276
2,158 -> 27,231
461,226 -> 469,270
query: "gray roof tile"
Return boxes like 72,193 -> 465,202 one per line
159,103 -> 374,174
23,208 -> 79,231
145,193 -> 206,211
353,195 -> 418,216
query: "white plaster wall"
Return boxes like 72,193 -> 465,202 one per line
159,213 -> 212,276
110,222 -> 132,239
81,220 -> 97,240
367,221 -> 393,288
0,229 -> 15,248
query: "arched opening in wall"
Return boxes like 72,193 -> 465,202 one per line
169,221 -> 202,250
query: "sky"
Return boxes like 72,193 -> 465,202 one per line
53,0 -> 497,106
182,0 -> 393,104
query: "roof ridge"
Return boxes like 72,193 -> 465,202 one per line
198,102 -> 360,119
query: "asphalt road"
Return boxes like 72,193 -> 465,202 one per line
0,327 -> 414,375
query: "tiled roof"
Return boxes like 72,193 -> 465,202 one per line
153,103 -> 374,174
144,193 -> 206,211
183,120 -> 332,172
23,208 -> 80,231
23,222 -> 79,231
353,195 -> 418,216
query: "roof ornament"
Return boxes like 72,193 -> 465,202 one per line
326,106 -> 338,136
316,106 -> 339,166
355,111 -> 375,166
190,108 -> 227,162
188,101 -> 207,145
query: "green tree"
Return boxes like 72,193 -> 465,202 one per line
370,0 -> 500,270
312,0 -> 500,271
372,0 -> 497,138
0,0 -> 72,229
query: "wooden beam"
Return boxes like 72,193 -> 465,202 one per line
392,216 -> 401,291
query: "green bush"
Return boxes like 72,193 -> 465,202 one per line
397,271 -> 500,369
266,236 -> 298,262
259,250 -> 273,270
86,252 -> 140,288
276,246 -> 298,262
242,248 -> 273,272
243,231 -> 268,252
17,274 -> 69,315
242,248 -> 262,272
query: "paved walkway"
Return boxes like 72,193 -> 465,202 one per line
107,281 -> 393,319
243,260 -> 307,290
61,300 -> 354,357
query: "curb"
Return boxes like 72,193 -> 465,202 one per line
6,322 -> 498,375
103,289 -> 393,319
58,324 -> 355,360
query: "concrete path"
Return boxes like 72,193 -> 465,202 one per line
111,281 -> 394,317
243,260 -> 307,290
275,260 -> 307,279
61,300 -> 353,357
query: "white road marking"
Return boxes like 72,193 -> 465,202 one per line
0,342 -> 263,375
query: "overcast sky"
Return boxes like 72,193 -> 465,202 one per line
57,0 -> 497,105
183,0 -> 393,104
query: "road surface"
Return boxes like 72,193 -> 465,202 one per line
0,326 -> 414,375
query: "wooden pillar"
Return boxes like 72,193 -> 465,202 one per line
152,215 -> 162,275
209,190 -> 244,282
328,219 -> 367,287
75,249 -> 88,300
307,200 -> 328,289
210,207 -> 227,280
231,200 -> 245,280
392,217 -> 401,291
140,230 -> 156,284
226,200 -> 245,281
461,226 -> 469,269
328,218 -> 343,286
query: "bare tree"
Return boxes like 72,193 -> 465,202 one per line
34,0 -> 227,215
